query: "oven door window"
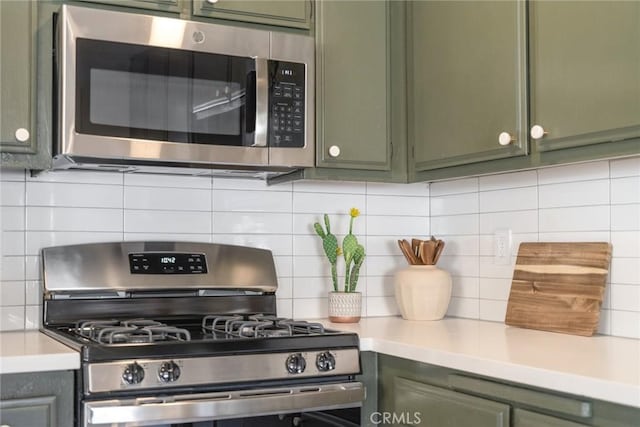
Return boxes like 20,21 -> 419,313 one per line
75,38 -> 256,146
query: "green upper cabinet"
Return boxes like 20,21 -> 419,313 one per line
315,0 -> 392,172
408,0 -> 528,174
529,1 -> 640,152
193,0 -> 311,29
73,0 -> 181,13
0,0 -> 43,167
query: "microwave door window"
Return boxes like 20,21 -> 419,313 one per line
75,38 -> 256,147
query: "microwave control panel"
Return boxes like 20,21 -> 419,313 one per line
268,60 -> 305,148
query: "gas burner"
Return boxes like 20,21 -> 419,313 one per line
74,319 -> 191,344
201,314 -> 325,338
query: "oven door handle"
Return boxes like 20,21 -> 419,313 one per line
85,382 -> 364,426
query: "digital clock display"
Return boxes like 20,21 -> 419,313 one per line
129,253 -> 207,274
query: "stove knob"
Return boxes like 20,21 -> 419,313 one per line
286,353 -> 306,374
122,362 -> 145,385
158,361 -> 181,383
316,351 -> 336,372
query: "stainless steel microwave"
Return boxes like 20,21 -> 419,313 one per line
54,5 -> 314,179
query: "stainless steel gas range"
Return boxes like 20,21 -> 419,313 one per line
40,242 -> 363,427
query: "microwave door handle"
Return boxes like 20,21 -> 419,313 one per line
253,58 -> 268,147
245,71 -> 257,134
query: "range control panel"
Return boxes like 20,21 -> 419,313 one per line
128,253 -> 208,274
268,60 -> 305,148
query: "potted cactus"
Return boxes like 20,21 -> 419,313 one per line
313,208 -> 365,323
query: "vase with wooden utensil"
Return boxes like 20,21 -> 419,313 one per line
394,236 -> 451,320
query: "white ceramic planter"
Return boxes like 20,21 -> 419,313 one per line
394,265 -> 452,320
328,291 -> 362,323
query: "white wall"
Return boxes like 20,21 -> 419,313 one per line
1,157 -> 638,338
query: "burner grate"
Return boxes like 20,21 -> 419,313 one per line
201,314 -> 325,338
74,319 -> 191,344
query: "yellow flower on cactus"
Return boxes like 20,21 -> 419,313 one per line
350,207 -> 360,218
336,247 -> 343,256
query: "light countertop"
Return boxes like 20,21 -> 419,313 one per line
313,316 -> 640,409
0,331 -> 80,374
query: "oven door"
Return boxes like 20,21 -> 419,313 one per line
83,382 -> 363,427
59,5 -> 269,166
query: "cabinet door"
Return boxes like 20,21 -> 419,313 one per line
529,1 -> 640,151
514,409 -> 589,427
0,0 -> 37,156
315,0 -> 391,171
193,0 -> 311,29
393,377 -> 510,427
0,396 -> 57,427
409,1 -> 528,172
72,0 -> 181,13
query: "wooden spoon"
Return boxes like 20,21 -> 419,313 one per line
433,240 -> 445,265
421,240 -> 435,265
411,238 -> 421,260
398,239 -> 420,265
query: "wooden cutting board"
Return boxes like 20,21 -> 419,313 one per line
505,242 -> 612,337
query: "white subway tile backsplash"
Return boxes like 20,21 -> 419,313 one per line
611,176 -> 640,204
214,189 -> 291,213
538,161 -> 609,184
479,300 -> 507,322
1,157 -> 638,335
366,215 -> 428,237
214,234 -> 291,256
213,212 -> 291,234
430,214 -> 478,236
479,278 -> 512,301
539,180 -> 609,208
124,173 -> 210,189
610,284 -> 640,312
539,206 -> 610,232
447,297 -> 479,319
2,232 -> 24,256
27,207 -> 123,232
366,182 -> 429,197
1,207 -> 24,231
367,195 -> 428,216
431,193 -> 478,216
479,170 -> 537,191
293,298 -> 327,319
125,187 -> 211,211
292,192 -> 366,214
610,231 -> 640,257
610,258 -> 640,285
125,210 -> 210,234
293,180 -> 365,194
27,182 -> 123,208
610,156 -> 640,178
0,306 -> 25,331
610,310 -> 640,339
1,182 -> 25,205
366,296 -> 399,317
430,177 -> 478,196
451,276 -> 479,299
479,186 -> 537,213
479,210 -> 538,234
0,281 -> 25,306
213,177 -> 291,191
0,256 -> 25,281
611,204 -> 640,230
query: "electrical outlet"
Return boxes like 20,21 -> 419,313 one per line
494,229 -> 512,265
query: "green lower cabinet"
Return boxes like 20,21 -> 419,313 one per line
529,0 -> 640,152
193,0 -> 311,29
514,409 -> 589,427
394,377 -> 510,427
0,371 -> 74,427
